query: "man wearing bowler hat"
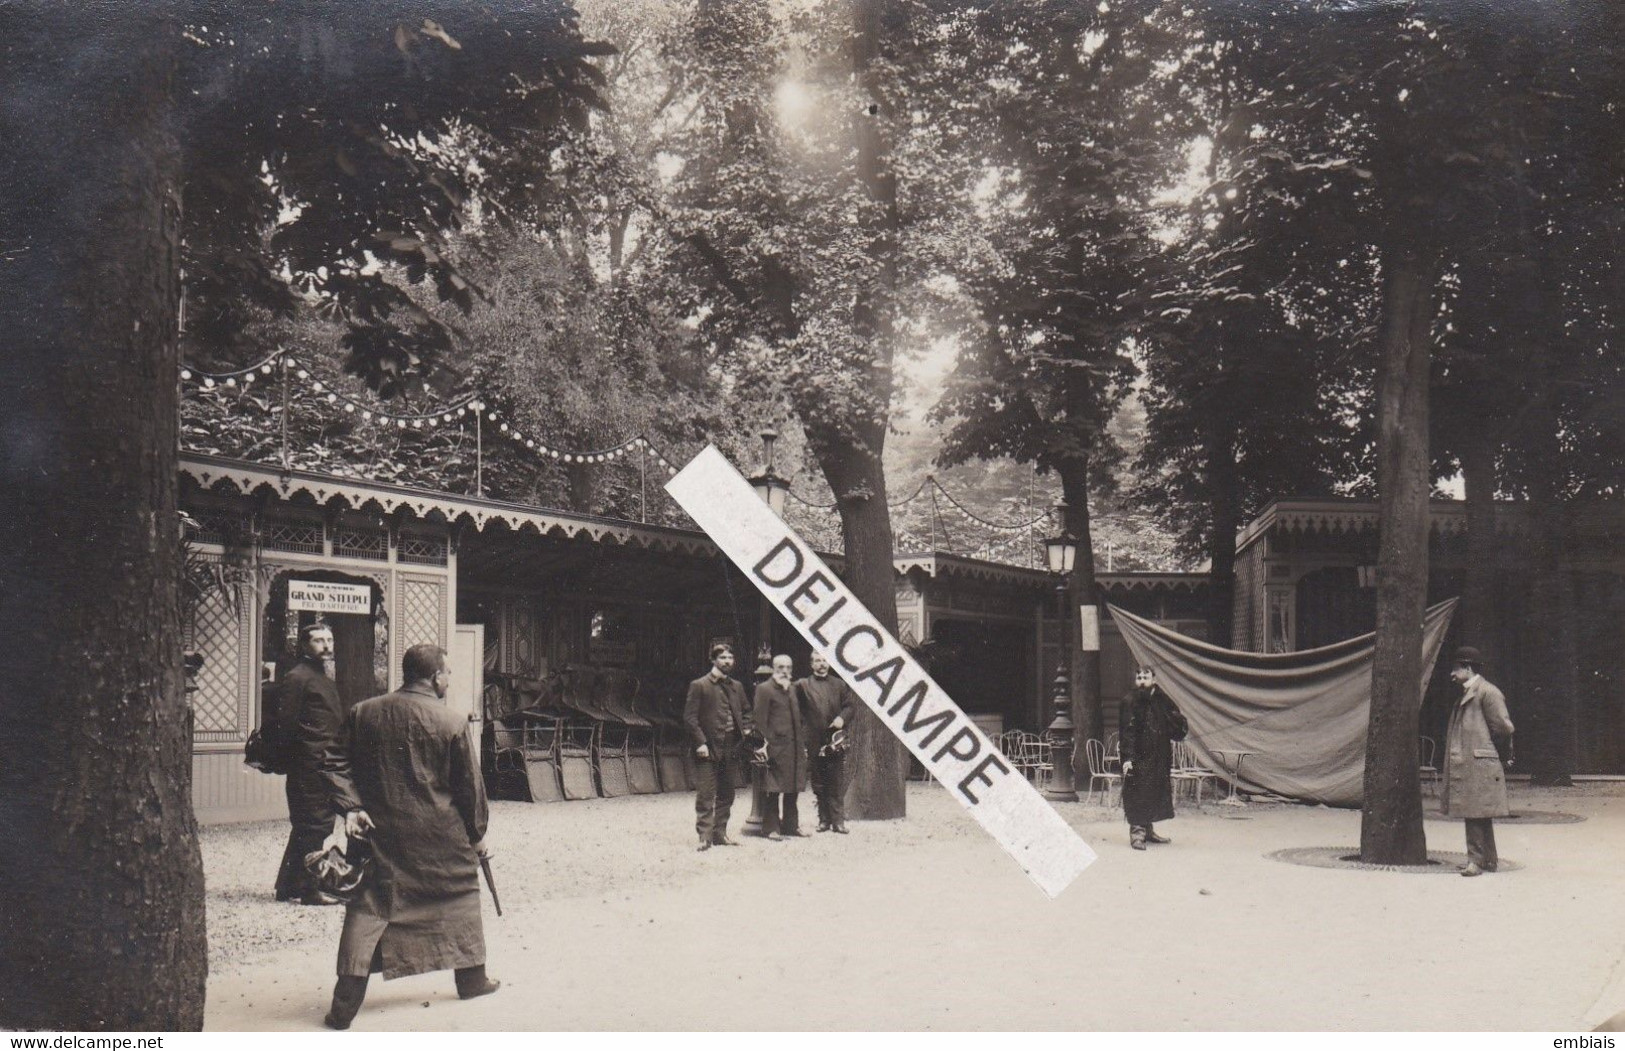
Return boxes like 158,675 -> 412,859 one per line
1442,646 -> 1516,876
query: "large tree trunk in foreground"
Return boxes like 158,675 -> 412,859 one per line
1359,244 -> 1439,865
0,9 -> 207,1030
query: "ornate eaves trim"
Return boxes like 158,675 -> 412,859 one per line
179,454 -> 719,557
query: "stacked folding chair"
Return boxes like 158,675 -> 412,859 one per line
555,667 -> 602,800
607,671 -> 662,795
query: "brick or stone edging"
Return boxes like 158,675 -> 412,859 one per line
1266,846 -> 1524,874
1423,809 -> 1585,824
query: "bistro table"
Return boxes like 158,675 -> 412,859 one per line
1211,749 -> 1256,806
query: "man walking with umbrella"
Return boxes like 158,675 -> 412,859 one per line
319,643 -> 499,1029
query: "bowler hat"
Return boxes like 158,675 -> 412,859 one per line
1453,646 -> 1482,665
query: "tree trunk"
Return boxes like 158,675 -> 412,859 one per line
823,0 -> 908,821
1458,431 -> 1499,656
1359,242 -> 1439,865
1058,458 -> 1102,775
0,9 -> 207,1030
815,425 -> 909,821
1206,433 -> 1241,648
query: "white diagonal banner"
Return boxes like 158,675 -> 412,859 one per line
667,445 -> 1096,898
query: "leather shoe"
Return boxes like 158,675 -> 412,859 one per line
816,823 -> 831,833
696,840 -> 711,852
832,825 -> 849,834
1145,831 -> 1171,845
322,1012 -> 350,1031
766,832 -> 784,841
1460,862 -> 1483,877
787,829 -> 812,838
301,891 -> 342,906
713,836 -> 739,847
458,978 -> 501,1000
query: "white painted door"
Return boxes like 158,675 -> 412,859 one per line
451,624 -> 485,758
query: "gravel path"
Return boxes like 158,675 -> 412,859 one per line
201,782 -> 1625,1030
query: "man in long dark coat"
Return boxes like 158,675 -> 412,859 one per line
754,654 -> 808,840
684,643 -> 753,851
1120,666 -> 1188,850
795,652 -> 856,833
319,644 -> 497,1029
274,622 -> 346,904
1442,646 -> 1516,877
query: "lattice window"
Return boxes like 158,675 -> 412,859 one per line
402,580 -> 444,650
398,532 -> 447,566
262,518 -> 323,554
334,526 -> 388,561
188,508 -> 250,547
189,586 -> 243,736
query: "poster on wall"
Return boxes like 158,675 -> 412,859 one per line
287,579 -> 372,615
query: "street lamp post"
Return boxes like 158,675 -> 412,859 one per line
744,427 -> 789,835
1041,500 -> 1079,802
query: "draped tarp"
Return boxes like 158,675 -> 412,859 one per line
1107,599 -> 1458,807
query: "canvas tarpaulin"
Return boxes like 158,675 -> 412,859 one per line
1107,599 -> 1458,807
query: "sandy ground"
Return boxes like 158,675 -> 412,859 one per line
201,782 -> 1625,1031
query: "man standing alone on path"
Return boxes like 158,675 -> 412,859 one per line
685,644 -> 752,851
795,652 -> 855,834
1442,646 -> 1515,877
274,622 -> 346,904
1120,666 -> 1187,851
320,644 -> 497,1029
755,654 -> 808,841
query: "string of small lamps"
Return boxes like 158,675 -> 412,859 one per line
180,354 -> 1050,529
180,352 -> 681,476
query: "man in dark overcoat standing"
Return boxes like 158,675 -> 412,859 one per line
1442,646 -> 1516,877
319,643 -> 497,1029
684,643 -> 753,851
754,654 -> 808,840
274,621 -> 346,904
795,652 -> 856,833
1120,666 -> 1188,851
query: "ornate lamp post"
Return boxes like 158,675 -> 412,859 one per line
1041,500 -> 1079,802
744,427 -> 789,834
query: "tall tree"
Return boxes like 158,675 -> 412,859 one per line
662,0 -> 983,817
0,7 -> 206,1029
931,0 -> 1188,746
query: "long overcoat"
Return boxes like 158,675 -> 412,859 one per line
324,682 -> 488,980
1441,675 -> 1514,819
752,678 -> 807,793
1119,685 -> 1186,826
273,657 -> 346,898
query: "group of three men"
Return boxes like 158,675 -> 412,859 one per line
684,644 -> 858,850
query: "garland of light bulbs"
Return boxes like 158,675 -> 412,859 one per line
180,354 -> 680,477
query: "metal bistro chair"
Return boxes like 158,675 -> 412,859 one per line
1023,731 -> 1053,789
1419,735 -> 1441,797
1083,738 -> 1122,808
1171,740 -> 1221,806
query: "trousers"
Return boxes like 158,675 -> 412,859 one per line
762,792 -> 800,836
327,964 -> 491,1028
810,749 -> 846,827
1465,817 -> 1498,869
694,753 -> 736,843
